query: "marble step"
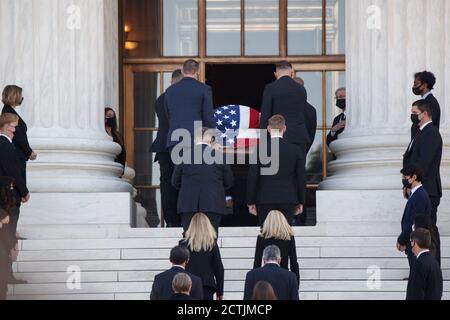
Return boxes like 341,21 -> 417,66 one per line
18,222 -> 412,239
13,258 -> 450,273
16,247 -> 450,262
9,280 -> 450,296
13,268 -> 450,284
19,237 -> 450,251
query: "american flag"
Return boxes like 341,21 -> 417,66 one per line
214,105 -> 261,149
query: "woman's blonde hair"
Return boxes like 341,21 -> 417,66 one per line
185,212 -> 217,252
261,210 -> 294,241
2,85 -> 23,107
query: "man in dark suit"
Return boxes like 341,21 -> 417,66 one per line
172,128 -> 234,233
247,115 -> 305,226
150,246 -> 203,300
293,77 -> 317,154
260,61 -> 310,156
403,100 -> 442,266
165,60 -> 216,150
0,113 -> 29,285
397,165 -> 432,270
406,229 -> 443,300
244,245 -> 299,300
411,71 -> 440,138
150,70 -> 184,227
327,87 -> 346,147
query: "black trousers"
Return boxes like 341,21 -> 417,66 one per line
203,286 -> 216,301
156,152 -> 180,227
256,204 -> 296,227
9,207 -> 20,245
181,212 -> 222,236
429,196 -> 441,266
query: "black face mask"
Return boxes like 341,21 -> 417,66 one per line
105,117 -> 117,128
402,178 -> 412,189
410,114 -> 421,126
412,85 -> 422,96
336,99 -> 346,110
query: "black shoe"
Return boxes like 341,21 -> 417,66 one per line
7,276 -> 28,285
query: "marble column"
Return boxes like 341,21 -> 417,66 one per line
320,0 -> 450,190
0,0 -> 130,193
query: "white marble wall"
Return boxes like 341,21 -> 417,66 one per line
321,0 -> 450,190
0,0 -> 129,193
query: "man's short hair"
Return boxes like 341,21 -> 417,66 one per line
183,60 -> 199,75
172,273 -> 192,294
275,60 -> 292,71
0,113 -> 19,129
335,87 -> 346,95
263,245 -> 281,262
169,246 -> 190,265
293,77 -> 304,86
412,100 -> 433,118
410,228 -> 431,249
172,69 -> 184,83
415,71 -> 436,90
268,115 -> 286,130
401,165 -> 423,182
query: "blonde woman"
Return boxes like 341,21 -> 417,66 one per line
180,212 -> 225,300
253,210 -> 300,284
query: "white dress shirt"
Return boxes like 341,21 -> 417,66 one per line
417,249 -> 430,259
422,91 -> 433,100
410,184 -> 423,197
0,133 -> 12,143
420,120 -> 433,131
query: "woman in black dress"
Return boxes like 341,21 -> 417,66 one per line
180,212 -> 225,300
105,108 -> 126,174
253,210 -> 300,284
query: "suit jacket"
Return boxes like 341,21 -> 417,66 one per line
260,76 -> 310,145
2,105 -> 32,163
180,240 -> 225,296
170,293 -> 194,301
165,78 -> 216,148
150,266 -> 204,300
243,263 -> 299,300
403,123 -> 442,198
150,93 -> 169,153
305,102 -> 317,153
0,136 -> 29,201
172,145 -> 234,215
327,113 -> 346,147
411,94 -> 441,138
253,236 -> 300,284
406,251 -> 443,300
247,138 -> 306,205
398,186 -> 432,248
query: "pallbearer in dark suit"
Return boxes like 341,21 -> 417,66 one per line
150,246 -> 203,300
165,60 -> 216,149
260,61 -> 310,156
172,128 -> 234,234
327,87 -> 346,147
244,245 -> 299,301
406,229 -> 443,300
247,115 -> 305,226
180,213 -> 225,300
2,85 -> 37,184
403,100 -> 442,266
293,77 -> 317,155
411,71 -> 440,138
397,165 -> 432,270
150,70 -> 184,227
